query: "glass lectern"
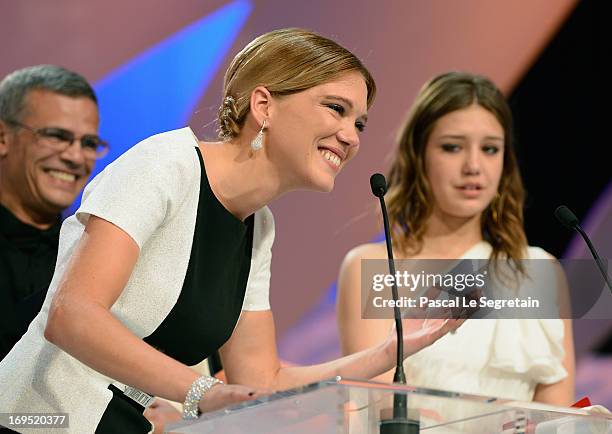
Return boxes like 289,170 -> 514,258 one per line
167,378 -> 612,433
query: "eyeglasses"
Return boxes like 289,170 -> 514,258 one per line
6,119 -> 109,160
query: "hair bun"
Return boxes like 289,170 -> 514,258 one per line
218,95 -> 239,139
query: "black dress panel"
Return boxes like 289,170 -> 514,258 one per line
96,147 -> 254,433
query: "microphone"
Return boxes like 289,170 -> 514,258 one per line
370,173 -> 419,434
554,205 -> 612,292
370,173 -> 387,198
554,205 -> 579,231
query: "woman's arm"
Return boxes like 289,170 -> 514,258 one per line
336,244 -> 397,383
219,242 -> 460,390
45,216 -> 260,409
219,310 -> 456,390
533,318 -> 576,405
533,255 -> 576,406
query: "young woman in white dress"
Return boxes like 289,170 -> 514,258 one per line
337,71 -> 575,406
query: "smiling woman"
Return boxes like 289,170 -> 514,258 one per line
252,72 -> 368,193
0,29 -> 463,434
217,28 -> 372,194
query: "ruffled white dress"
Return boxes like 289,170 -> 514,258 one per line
404,242 -> 567,402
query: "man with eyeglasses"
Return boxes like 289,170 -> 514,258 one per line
0,65 -> 106,361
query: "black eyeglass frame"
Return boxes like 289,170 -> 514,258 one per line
5,119 -> 109,160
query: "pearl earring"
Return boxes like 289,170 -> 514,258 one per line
251,120 -> 266,151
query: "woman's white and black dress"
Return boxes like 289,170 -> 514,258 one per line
0,127 -> 274,433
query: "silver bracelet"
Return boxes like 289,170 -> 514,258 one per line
182,376 -> 223,420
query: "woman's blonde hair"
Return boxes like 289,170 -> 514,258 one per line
386,72 -> 527,269
217,28 -> 376,139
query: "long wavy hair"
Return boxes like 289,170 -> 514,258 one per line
385,72 -> 527,269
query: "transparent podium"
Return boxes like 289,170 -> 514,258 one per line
167,378 -> 612,433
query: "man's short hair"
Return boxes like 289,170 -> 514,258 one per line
0,65 -> 97,123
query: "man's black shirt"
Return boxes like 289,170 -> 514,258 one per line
0,203 -> 61,360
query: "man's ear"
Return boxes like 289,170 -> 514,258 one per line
249,86 -> 273,128
0,120 -> 10,157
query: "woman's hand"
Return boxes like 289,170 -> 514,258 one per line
399,317 -> 464,358
143,399 -> 181,434
197,383 -> 271,414
143,385 -> 272,432
383,316 -> 465,364
388,286 -> 474,359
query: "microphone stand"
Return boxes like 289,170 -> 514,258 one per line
555,206 -> 612,292
371,174 -> 419,434
574,225 -> 612,292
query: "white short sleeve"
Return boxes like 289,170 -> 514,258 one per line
242,206 -> 275,311
76,128 -> 199,248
